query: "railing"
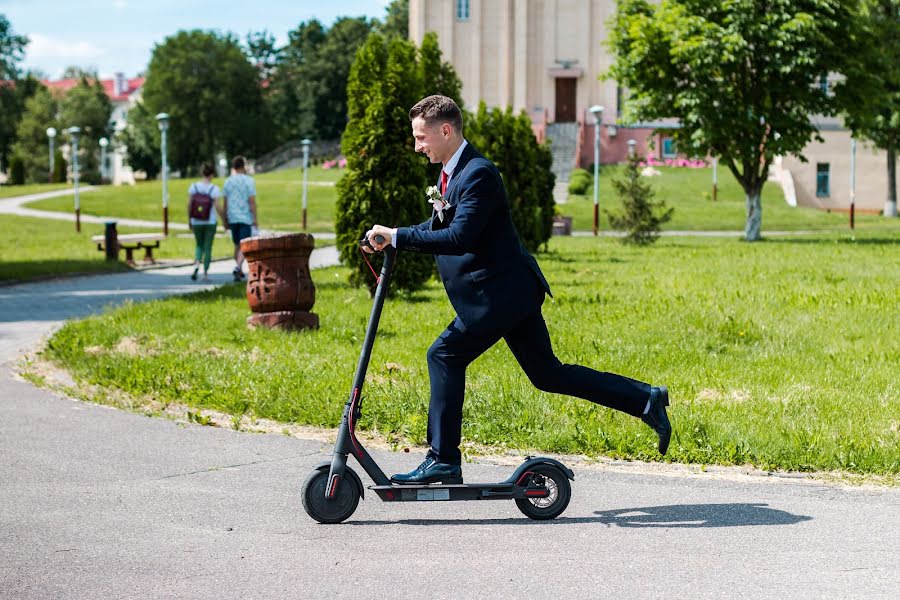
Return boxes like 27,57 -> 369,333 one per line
253,139 -> 341,173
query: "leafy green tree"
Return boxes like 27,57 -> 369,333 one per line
465,102 -> 556,251
60,66 -> 97,79
608,0 -> 857,240
606,154 -> 674,245
377,0 -> 409,39
141,30 -> 273,173
58,77 -> 112,184
118,101 -> 161,179
9,85 -> 60,183
269,18 -> 373,142
0,14 -> 30,167
245,30 -> 281,82
834,0 -> 900,217
336,33 -> 432,295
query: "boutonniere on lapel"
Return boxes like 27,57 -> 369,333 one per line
426,185 -> 449,222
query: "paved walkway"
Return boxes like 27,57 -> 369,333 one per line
0,247 -> 339,367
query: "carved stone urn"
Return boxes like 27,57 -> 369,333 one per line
239,233 -> 319,330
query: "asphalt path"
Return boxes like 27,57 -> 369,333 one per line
1,365 -> 897,599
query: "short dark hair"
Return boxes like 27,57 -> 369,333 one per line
409,95 -> 463,134
232,155 -> 246,170
201,163 -> 215,178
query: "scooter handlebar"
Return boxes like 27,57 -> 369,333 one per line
359,233 -> 386,250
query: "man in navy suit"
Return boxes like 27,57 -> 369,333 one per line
365,95 -> 671,484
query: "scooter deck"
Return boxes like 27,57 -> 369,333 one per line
369,482 -> 549,502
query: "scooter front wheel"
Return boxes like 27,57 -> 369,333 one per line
515,464 -> 571,520
301,466 -> 361,524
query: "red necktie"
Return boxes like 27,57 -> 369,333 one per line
441,170 -> 449,196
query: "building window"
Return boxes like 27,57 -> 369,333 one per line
456,0 -> 470,20
816,163 -> 830,197
662,137 -> 677,159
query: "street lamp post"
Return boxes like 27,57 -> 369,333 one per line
301,138 -> 311,230
67,126 -> 81,232
712,156 -> 718,202
218,157 -> 228,179
588,105 -> 604,236
850,137 -> 857,230
156,113 -> 169,235
627,139 -> 636,158
99,137 -> 109,183
46,127 -> 57,182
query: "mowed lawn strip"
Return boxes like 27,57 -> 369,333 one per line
42,233 -> 900,476
0,214 -> 233,282
24,166 -> 343,233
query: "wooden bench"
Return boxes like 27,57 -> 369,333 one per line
92,232 -> 165,265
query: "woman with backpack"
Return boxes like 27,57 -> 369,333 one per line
187,163 -> 223,282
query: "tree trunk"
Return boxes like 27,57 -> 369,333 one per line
744,189 -> 762,241
885,143 -> 897,217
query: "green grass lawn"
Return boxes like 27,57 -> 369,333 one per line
0,215 -> 233,282
40,233 -> 900,477
563,165 -> 894,232
0,183 -> 70,199
25,166 -> 343,232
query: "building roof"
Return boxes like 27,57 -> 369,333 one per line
42,75 -> 144,102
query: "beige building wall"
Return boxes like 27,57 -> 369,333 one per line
782,129 -> 889,214
409,0 -> 619,126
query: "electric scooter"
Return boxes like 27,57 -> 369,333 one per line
301,236 -> 575,524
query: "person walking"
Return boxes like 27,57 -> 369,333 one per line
222,155 -> 258,282
187,163 -> 222,282
364,95 -> 672,485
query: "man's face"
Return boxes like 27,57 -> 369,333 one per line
411,116 -> 449,164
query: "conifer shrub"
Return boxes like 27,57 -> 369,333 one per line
605,154 -> 674,245
567,168 -> 593,195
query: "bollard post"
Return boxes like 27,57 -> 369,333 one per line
104,221 -> 119,261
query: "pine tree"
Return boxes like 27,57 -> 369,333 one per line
605,154 -> 674,245
465,102 -> 555,251
335,33 -> 432,295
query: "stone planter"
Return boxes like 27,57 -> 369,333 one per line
240,233 -> 319,331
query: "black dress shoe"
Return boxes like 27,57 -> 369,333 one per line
391,457 -> 463,485
642,385 -> 672,455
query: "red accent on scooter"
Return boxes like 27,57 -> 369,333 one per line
525,489 -> 549,497
515,471 -> 534,486
348,388 -> 364,458
328,474 -> 341,498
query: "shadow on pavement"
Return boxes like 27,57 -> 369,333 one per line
592,503 -> 812,528
345,503 -> 811,527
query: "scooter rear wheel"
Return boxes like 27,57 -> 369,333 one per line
301,466 -> 361,524
515,464 -> 571,520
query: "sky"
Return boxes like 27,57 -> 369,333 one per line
2,0 -> 391,79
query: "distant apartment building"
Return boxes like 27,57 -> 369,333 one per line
44,73 -> 144,185
409,0 -> 894,215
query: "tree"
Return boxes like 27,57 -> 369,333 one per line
378,0 -> 409,40
269,18 -> 373,142
245,30 -> 281,82
465,102 -> 556,251
608,0 -> 857,240
335,33 -> 432,295
60,66 -> 98,79
9,85 -> 60,183
834,0 -> 900,217
118,101 -> 161,179
606,154 -> 674,244
0,14 -> 30,167
141,30 -> 273,173
58,77 -> 112,184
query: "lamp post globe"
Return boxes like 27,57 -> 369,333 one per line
67,127 -> 82,232
155,113 -> 170,235
301,138 -> 312,230
588,105 -> 604,236
46,127 -> 57,182
99,137 -> 109,183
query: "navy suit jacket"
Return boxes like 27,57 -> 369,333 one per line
396,143 -> 551,335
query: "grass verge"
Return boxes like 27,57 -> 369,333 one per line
0,215 -> 232,282
39,234 -> 900,477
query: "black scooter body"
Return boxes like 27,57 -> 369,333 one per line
302,239 -> 574,523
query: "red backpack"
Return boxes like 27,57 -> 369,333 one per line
189,185 -> 215,220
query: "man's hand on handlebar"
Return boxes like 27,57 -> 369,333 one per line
361,225 -> 393,253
